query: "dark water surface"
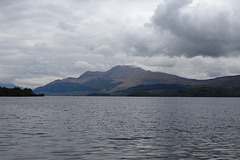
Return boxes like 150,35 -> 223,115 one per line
1,97 -> 240,160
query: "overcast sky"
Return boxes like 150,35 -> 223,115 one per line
1,0 -> 240,88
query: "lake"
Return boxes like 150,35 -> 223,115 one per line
0,96 -> 240,159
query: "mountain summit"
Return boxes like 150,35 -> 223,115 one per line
34,65 -> 240,96
34,65 -> 187,95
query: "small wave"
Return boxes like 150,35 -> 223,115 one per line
109,136 -> 153,141
20,132 -> 47,136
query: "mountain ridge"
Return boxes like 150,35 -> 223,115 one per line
34,65 -> 240,96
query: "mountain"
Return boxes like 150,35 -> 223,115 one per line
34,65 -> 240,96
34,65 -> 190,95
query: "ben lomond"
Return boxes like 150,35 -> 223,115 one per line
34,65 -> 240,96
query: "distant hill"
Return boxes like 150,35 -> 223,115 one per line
34,65 -> 240,96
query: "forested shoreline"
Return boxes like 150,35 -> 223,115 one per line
0,87 -> 44,97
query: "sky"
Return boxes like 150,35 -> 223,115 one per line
1,0 -> 240,88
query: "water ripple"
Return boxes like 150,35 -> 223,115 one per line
0,97 -> 240,159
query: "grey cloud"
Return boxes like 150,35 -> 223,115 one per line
149,0 -> 240,57
1,0 -> 160,87
1,0 -> 240,88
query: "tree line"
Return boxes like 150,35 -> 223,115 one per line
0,87 -> 44,97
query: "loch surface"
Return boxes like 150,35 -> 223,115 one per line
1,96 -> 240,159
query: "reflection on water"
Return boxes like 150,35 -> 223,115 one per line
1,97 -> 240,159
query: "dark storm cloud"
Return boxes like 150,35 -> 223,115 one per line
150,0 -> 240,57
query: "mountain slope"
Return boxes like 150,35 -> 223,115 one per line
34,65 -> 240,96
34,65 -> 189,95
34,81 -> 99,96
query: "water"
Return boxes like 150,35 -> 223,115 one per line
0,96 -> 240,160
